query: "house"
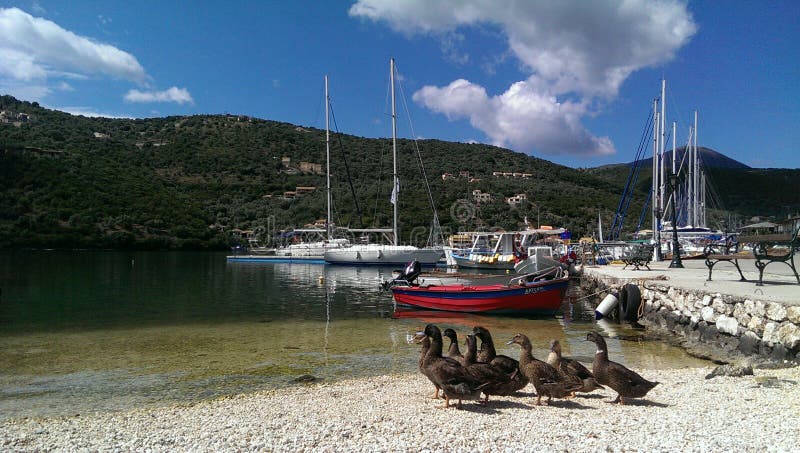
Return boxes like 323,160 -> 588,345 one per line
295,186 -> 317,195
776,215 -> 800,234
506,193 -> 527,206
441,173 -> 454,181
230,229 -> 255,240
472,189 -> 492,204
298,161 -> 323,174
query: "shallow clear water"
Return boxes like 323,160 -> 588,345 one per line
0,251 -> 707,420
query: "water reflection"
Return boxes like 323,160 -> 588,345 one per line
0,253 -> 709,421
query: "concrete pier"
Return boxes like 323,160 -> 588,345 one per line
579,259 -> 800,362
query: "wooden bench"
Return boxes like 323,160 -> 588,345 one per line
705,227 -> 800,286
621,244 -> 653,270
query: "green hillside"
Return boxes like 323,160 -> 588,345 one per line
1,95 -> 796,250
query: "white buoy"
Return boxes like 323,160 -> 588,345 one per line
595,293 -> 619,320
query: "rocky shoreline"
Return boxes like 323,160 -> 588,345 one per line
3,365 -> 798,451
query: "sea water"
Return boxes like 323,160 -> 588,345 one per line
0,251 -> 706,420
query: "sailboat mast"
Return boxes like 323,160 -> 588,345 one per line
325,75 -> 332,240
659,79 -> 666,218
598,210 -> 604,243
390,58 -> 398,247
672,121 -> 676,174
693,110 -> 699,227
652,98 -> 660,259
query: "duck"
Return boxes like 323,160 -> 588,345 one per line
411,330 -> 441,399
546,339 -> 604,396
443,328 -> 466,365
585,331 -> 659,404
462,334 -> 522,405
507,333 -> 583,406
472,326 -> 528,392
420,324 -> 484,409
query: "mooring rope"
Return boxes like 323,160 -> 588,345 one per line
571,288 -> 609,302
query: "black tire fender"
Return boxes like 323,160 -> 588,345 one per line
619,283 -> 642,321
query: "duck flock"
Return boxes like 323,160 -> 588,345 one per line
412,324 -> 659,409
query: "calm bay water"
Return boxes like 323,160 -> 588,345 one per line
0,251 -> 706,420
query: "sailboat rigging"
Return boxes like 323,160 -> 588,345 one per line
275,75 -> 350,257
324,58 -> 444,266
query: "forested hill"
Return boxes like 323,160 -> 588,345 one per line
1,95 -> 797,250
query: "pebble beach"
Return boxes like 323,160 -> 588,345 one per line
2,365 -> 798,452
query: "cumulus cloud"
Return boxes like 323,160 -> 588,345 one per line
350,0 -> 696,156
60,106 -> 131,118
0,7 -> 147,85
124,87 -> 194,105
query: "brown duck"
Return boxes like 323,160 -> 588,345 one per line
463,334 -> 522,405
411,331 -> 441,399
473,326 -> 528,392
420,324 -> 484,409
443,328 -> 466,365
507,333 -> 582,406
546,339 -> 604,396
585,331 -> 659,404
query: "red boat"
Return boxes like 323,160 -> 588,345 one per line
387,262 -> 569,316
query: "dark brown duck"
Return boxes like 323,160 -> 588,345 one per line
473,326 -> 528,392
462,334 -> 523,405
411,331 -> 441,399
443,328 -> 466,366
586,331 -> 659,404
546,339 -> 604,395
420,324 -> 484,409
507,333 -> 582,406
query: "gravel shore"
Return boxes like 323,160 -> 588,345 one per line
2,365 -> 798,451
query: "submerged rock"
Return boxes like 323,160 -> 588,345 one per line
705,364 -> 754,379
291,374 -> 320,384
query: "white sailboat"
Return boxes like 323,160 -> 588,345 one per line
324,58 -> 444,266
275,75 -> 350,258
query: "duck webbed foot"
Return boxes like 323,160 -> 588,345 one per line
438,396 -> 452,409
608,395 -> 624,405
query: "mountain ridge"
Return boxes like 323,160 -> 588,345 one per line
1,95 -> 798,250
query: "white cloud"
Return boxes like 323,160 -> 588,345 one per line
59,106 -> 131,118
124,87 -> 194,105
413,79 -> 613,156
350,0 -> 696,156
0,82 -> 52,102
0,7 -> 147,84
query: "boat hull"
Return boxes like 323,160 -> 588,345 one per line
324,245 -> 444,266
390,277 -> 569,315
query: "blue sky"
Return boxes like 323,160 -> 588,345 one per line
1,1 -> 797,169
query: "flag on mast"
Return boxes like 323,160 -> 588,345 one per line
390,178 -> 400,205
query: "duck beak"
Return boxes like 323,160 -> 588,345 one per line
505,338 -> 515,345
407,331 -> 426,344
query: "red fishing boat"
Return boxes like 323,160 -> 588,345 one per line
385,261 -> 569,316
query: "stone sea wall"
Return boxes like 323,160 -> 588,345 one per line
579,276 -> 800,363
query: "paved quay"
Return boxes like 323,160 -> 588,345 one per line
581,258 -> 800,305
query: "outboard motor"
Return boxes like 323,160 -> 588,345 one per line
381,260 -> 422,290
399,260 -> 422,283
